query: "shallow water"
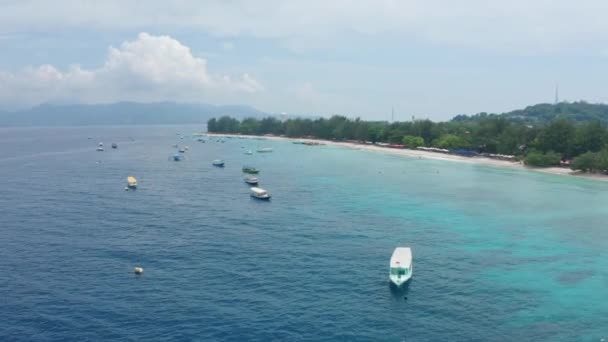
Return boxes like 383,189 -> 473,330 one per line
1,125 -> 607,341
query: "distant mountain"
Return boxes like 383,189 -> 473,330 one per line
452,101 -> 608,125
0,102 -> 266,126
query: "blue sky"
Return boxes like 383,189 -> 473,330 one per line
2,1 -> 608,120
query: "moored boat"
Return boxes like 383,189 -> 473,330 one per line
212,159 -> 225,167
127,176 -> 137,189
111,143 -> 118,149
250,187 -> 270,200
257,147 -> 273,153
244,176 -> 259,185
96,142 -> 104,151
389,247 -> 413,286
242,166 -> 259,174
244,150 -> 253,155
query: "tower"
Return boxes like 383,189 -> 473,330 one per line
554,83 -> 559,104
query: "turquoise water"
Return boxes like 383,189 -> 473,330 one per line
1,125 -> 607,341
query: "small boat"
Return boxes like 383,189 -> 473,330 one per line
127,176 -> 137,189
242,166 -> 259,174
257,147 -> 273,153
96,142 -> 104,151
178,147 -> 186,153
244,176 -> 259,185
244,150 -> 253,155
170,153 -> 182,161
212,159 -> 225,167
389,247 -> 413,286
111,143 -> 118,149
250,187 -> 270,200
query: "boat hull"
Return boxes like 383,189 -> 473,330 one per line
250,194 -> 270,200
389,273 -> 412,287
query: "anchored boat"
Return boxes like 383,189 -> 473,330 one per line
389,247 -> 413,286
244,176 -> 259,185
242,166 -> 259,174
212,159 -> 225,167
257,147 -> 273,153
250,187 -> 271,200
127,176 -> 137,190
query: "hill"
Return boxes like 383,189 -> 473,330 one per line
452,101 -> 608,125
0,102 -> 266,126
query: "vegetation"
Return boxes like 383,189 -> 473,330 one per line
453,101 -> 608,125
208,102 -> 608,174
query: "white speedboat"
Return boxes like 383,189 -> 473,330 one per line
389,247 -> 412,286
96,142 -> 104,151
245,150 -> 253,155
244,176 -> 259,185
250,187 -> 270,200
212,159 -> 225,167
256,147 -> 273,153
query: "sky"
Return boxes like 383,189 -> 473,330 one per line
2,0 -> 608,120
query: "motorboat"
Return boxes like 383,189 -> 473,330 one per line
111,143 -> 118,149
244,150 -> 253,155
126,176 -> 137,190
169,153 -> 182,161
96,142 -> 104,151
257,147 -> 273,153
389,247 -> 413,286
212,159 -> 225,167
178,147 -> 186,153
242,166 -> 259,174
250,187 -> 270,200
244,176 -> 259,185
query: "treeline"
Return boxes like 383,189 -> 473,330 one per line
207,115 -> 608,173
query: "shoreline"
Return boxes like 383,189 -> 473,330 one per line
207,133 -> 608,182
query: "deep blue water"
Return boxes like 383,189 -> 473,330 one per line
1,125 -> 608,341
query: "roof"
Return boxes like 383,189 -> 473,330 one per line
390,247 -> 412,268
250,187 -> 267,194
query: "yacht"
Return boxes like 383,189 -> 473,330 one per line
244,176 -> 259,185
250,187 -> 271,200
389,247 -> 413,286
96,142 -> 104,151
212,159 -> 225,167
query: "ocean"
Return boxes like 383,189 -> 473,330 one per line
1,125 -> 607,341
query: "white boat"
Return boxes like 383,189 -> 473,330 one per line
257,147 -> 273,153
96,142 -> 104,151
244,176 -> 259,185
250,187 -> 270,200
245,150 -> 253,155
389,247 -> 413,286
212,159 -> 225,167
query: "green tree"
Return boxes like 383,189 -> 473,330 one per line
433,134 -> 469,150
571,152 -> 598,172
524,150 -> 561,167
402,135 -> 424,148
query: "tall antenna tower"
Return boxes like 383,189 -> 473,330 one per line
554,83 -> 559,104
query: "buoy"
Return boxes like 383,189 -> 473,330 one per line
134,267 -> 143,274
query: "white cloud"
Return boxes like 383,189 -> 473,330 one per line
1,1 -> 608,53
0,32 -> 263,108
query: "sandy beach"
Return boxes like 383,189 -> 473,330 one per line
207,133 -> 608,182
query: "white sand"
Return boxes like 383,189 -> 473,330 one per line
208,133 -> 608,182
